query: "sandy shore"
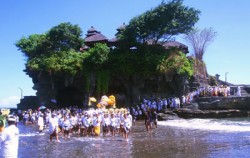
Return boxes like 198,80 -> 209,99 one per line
18,120 -> 221,158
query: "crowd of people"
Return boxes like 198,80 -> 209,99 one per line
17,103 -> 162,142
186,85 -> 242,98
128,85 -> 242,123
21,107 -> 137,142
0,105 -> 159,157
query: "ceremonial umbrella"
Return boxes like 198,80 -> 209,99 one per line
39,106 -> 46,110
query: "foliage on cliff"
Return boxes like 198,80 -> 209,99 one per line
26,50 -> 86,76
16,22 -> 85,76
110,0 -> 198,78
83,43 -> 111,95
15,0 -> 200,106
118,0 -> 200,48
157,49 -> 194,77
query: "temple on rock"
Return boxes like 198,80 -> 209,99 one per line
81,24 -> 189,54
18,24 -> 191,110
81,26 -> 109,51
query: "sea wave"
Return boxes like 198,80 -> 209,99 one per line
19,132 -> 45,137
158,118 -> 250,132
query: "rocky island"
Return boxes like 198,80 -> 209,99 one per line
15,1 -> 250,119
158,85 -> 250,120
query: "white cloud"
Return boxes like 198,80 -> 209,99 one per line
0,96 -> 20,108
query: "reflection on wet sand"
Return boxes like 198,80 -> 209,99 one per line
18,121 -> 212,158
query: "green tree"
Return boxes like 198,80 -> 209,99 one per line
16,22 -> 86,89
119,0 -> 200,48
16,22 -> 84,59
84,43 -> 110,70
47,22 -> 84,52
157,50 -> 194,77
15,34 -> 48,59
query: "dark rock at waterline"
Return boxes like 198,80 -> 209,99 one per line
195,96 -> 250,110
158,110 -> 180,120
161,96 -> 250,119
174,108 -> 250,118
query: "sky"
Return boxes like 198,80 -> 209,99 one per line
0,0 -> 249,108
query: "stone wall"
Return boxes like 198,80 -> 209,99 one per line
170,96 -> 250,119
195,96 -> 250,110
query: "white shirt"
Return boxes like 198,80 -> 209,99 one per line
37,116 -> 44,127
62,119 -> 71,130
70,116 -> 77,126
127,114 -> 133,126
124,117 -> 131,129
0,124 -> 19,158
84,117 -> 92,128
49,117 -> 58,134
93,116 -> 101,127
110,117 -> 117,127
102,117 -> 110,126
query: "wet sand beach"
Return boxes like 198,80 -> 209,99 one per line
18,119 -> 250,158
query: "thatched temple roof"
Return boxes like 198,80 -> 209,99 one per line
81,25 -> 189,54
85,26 -> 108,43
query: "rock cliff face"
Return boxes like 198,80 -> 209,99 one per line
169,96 -> 250,119
108,73 -> 189,107
194,96 -> 250,110
32,72 -> 189,108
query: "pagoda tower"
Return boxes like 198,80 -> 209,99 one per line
81,26 -> 109,51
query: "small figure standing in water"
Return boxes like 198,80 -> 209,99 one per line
102,113 -> 110,137
49,113 -> 60,142
123,113 -> 131,141
109,113 -> 117,137
145,110 -> 152,133
62,115 -> 71,140
152,109 -> 158,129
37,113 -> 44,133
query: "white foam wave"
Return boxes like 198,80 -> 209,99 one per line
158,118 -> 250,132
19,132 -> 45,137
74,137 -> 105,142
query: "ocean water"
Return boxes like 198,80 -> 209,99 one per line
16,118 -> 250,158
158,117 -> 250,132
158,118 -> 250,158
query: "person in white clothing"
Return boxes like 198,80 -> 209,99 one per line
0,115 -> 19,158
37,113 -> 44,133
123,114 -> 132,140
109,113 -> 117,137
237,86 -> 241,96
62,115 -> 71,140
92,113 -> 101,136
127,112 -> 133,127
14,114 -> 19,127
49,113 -> 60,142
84,114 -> 93,136
102,113 -> 110,136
